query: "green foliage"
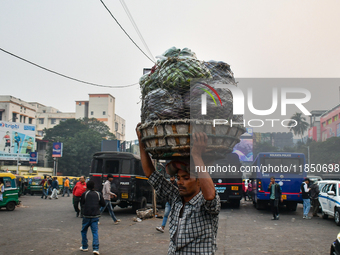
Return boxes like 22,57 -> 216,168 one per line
287,112 -> 309,142
43,118 -> 115,176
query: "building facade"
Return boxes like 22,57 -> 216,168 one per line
29,102 -> 75,137
0,95 -> 36,124
320,103 -> 340,141
75,94 -> 125,140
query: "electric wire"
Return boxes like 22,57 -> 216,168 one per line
0,47 -> 139,89
119,0 -> 155,62
99,0 -> 155,64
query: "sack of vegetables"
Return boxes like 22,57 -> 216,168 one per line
139,47 -> 246,159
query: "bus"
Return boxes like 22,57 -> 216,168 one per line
251,152 -> 307,211
211,153 -> 243,208
89,151 -> 165,211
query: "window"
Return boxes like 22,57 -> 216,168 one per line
121,160 -> 131,174
334,115 -> 339,122
60,119 -> 66,122
104,160 -> 120,174
23,116 -> 26,123
38,131 -> 43,136
0,111 -> 2,120
115,122 -> 118,131
43,110 -> 46,113
51,119 -> 56,124
78,102 -> 82,106
328,118 -> 332,125
91,111 -> 94,115
12,113 -> 17,122
322,122 -> 326,127
20,115 -> 22,122
38,118 -> 44,124
103,111 -> 106,115
29,118 -> 32,124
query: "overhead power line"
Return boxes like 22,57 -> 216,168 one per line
0,47 -> 139,89
119,0 -> 155,62
99,0 -> 155,64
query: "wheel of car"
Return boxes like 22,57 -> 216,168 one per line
6,201 -> 16,211
322,210 -> 329,219
334,209 -> 340,226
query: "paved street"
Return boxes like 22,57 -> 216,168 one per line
1,195 -> 339,255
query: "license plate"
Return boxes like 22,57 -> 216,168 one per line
282,195 -> 287,200
231,186 -> 238,191
121,193 -> 128,199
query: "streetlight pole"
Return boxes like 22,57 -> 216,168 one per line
307,146 -> 310,165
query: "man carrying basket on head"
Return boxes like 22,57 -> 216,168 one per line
136,124 -> 220,255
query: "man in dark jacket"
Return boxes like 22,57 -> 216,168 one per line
80,181 -> 105,255
310,181 -> 320,217
268,177 -> 283,220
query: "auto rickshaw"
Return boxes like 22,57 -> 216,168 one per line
0,173 -> 20,211
24,175 -> 44,196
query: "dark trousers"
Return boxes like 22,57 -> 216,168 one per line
312,198 -> 320,216
73,196 -> 83,216
270,199 -> 279,217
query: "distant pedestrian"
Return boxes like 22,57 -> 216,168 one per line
49,177 -> 59,199
242,180 -> 247,201
301,178 -> 311,219
63,177 -> 70,197
39,177 -> 47,199
73,176 -> 87,217
47,176 -> 53,196
100,174 -> 120,224
156,175 -> 177,233
80,180 -> 105,255
310,181 -> 320,217
268,177 -> 283,220
247,179 -> 253,201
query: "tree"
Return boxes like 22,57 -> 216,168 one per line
43,118 -> 116,176
287,112 -> 309,143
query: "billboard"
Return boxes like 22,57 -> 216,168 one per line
52,142 -> 63,157
320,104 -> 340,141
29,152 -> 38,164
233,128 -> 253,162
0,121 -> 36,161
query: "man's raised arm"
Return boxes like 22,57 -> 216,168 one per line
136,123 -> 155,178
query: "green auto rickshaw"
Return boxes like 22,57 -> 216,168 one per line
0,173 -> 20,211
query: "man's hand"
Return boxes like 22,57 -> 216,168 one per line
269,183 -> 272,188
136,123 -> 142,141
191,132 -> 208,158
280,198 -> 283,203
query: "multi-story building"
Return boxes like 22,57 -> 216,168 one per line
76,94 -> 125,140
320,103 -> 340,141
29,102 -> 75,137
0,95 -> 36,124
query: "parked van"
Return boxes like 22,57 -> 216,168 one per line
89,151 -> 165,210
319,180 -> 340,225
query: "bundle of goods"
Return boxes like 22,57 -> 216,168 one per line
139,47 -> 246,159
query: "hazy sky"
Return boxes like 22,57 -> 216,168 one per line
1,1 -> 340,140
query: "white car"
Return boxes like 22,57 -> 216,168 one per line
319,180 -> 340,226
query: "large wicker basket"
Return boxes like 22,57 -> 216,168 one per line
139,119 -> 246,160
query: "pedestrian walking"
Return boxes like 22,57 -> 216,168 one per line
47,176 -> 52,196
49,177 -> 59,199
247,179 -> 253,201
62,177 -> 70,197
100,174 -> 120,224
137,124 -> 220,254
156,175 -> 177,233
268,177 -> 283,220
301,178 -> 311,219
242,180 -> 247,201
73,176 -> 87,217
310,181 -> 320,217
79,180 -> 105,255
40,177 -> 47,199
